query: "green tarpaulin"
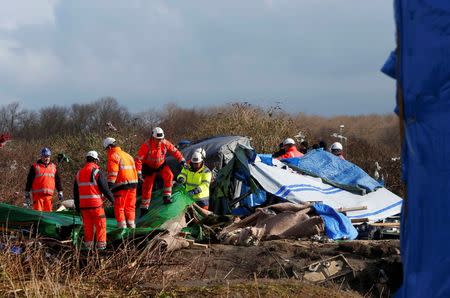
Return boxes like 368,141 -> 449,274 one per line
0,185 -> 195,244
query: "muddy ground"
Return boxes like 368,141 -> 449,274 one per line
140,239 -> 402,297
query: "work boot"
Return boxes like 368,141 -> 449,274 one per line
163,196 -> 172,204
140,208 -> 149,218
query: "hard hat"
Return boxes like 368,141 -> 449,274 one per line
191,151 -> 203,164
86,150 -> 99,160
283,138 -> 295,146
40,147 -> 52,157
194,147 -> 206,159
152,127 -> 165,139
331,142 -> 343,151
103,137 -> 116,149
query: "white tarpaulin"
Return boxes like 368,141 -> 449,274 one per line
249,157 -> 402,222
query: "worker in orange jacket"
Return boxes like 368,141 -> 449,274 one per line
24,147 -> 63,211
74,151 -> 114,250
103,137 -> 139,228
135,127 -> 186,215
276,138 -> 304,159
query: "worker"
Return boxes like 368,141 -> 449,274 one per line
74,151 -> 114,250
103,137 -> 138,228
177,151 -> 212,210
135,127 -> 186,213
330,142 -> 345,160
24,147 -> 63,212
272,142 -> 285,158
276,138 -> 304,159
299,141 -> 309,154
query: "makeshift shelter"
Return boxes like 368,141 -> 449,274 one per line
383,1 -> 450,297
167,135 -> 251,175
213,145 -> 402,232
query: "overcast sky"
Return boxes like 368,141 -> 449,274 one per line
0,0 -> 396,115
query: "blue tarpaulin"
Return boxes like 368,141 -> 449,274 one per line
313,203 -> 358,241
282,150 -> 382,194
389,1 -> 450,297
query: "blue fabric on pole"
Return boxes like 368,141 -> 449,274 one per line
313,203 -> 358,240
283,150 -> 382,194
381,51 -> 397,79
391,1 -> 450,297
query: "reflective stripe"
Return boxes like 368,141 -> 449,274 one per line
126,220 -> 136,228
84,241 -> 94,248
201,180 -> 210,185
179,173 -> 187,178
31,188 -> 54,193
109,172 -> 118,177
117,221 -> 127,228
119,165 -> 135,170
186,182 -> 199,187
79,194 -> 102,199
112,181 -> 138,188
78,182 -> 96,186
36,173 -> 55,177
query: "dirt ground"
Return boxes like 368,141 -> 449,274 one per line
139,239 -> 402,297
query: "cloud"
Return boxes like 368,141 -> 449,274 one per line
0,0 -> 396,115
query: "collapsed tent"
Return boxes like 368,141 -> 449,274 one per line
0,186 -> 194,244
213,145 -> 402,224
167,135 -> 251,174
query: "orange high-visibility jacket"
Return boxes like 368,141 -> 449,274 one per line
135,138 -> 183,172
277,146 -> 304,159
31,162 -> 57,195
107,147 -> 138,187
76,162 -> 103,208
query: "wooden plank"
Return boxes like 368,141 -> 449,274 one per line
351,218 -> 369,223
369,222 -> 400,228
337,206 -> 367,213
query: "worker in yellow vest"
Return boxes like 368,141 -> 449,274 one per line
177,151 -> 212,209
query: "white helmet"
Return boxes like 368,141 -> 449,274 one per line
86,150 -> 99,160
152,127 -> 165,139
331,142 -> 343,151
191,151 -> 203,164
194,147 -> 206,159
103,137 -> 116,149
283,138 -> 295,146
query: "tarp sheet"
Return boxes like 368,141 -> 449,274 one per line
313,203 -> 358,240
249,156 -> 402,222
282,150 -> 382,194
0,186 -> 195,243
390,1 -> 450,296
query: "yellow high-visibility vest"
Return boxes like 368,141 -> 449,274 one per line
177,165 -> 212,200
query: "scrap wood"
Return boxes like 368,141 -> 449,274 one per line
186,239 -> 208,249
337,206 -> 367,213
369,222 -> 400,228
351,218 -> 369,224
294,254 -> 354,283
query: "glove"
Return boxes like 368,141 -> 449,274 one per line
187,187 -> 201,196
24,192 -> 31,208
180,159 -> 188,169
58,191 -> 64,201
177,176 -> 186,184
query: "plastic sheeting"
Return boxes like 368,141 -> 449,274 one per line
283,150 -> 382,194
0,186 -> 195,243
390,1 -> 450,297
249,156 -> 402,222
313,203 -> 358,240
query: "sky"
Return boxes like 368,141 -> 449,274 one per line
0,0 -> 396,115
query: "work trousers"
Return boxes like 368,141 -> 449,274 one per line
114,188 -> 137,228
81,207 -> 106,249
32,193 -> 53,212
140,165 -> 173,209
